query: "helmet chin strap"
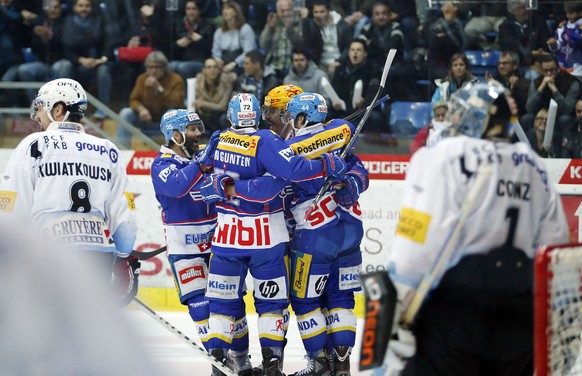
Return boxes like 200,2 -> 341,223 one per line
172,131 -> 192,159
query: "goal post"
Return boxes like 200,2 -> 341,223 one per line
535,243 -> 582,376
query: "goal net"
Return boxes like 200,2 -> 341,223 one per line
535,244 -> 582,376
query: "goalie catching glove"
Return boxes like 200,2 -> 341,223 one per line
112,255 -> 141,307
200,173 -> 233,204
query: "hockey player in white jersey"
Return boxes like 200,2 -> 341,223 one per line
0,78 -> 139,302
380,82 -> 570,375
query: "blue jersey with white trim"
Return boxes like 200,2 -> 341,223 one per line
151,146 -> 216,256
211,127 -> 327,255
285,119 -> 367,230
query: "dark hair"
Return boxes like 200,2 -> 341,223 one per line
500,50 -> 520,66
245,50 -> 266,68
291,46 -> 311,61
537,53 -> 559,66
349,38 -> 367,52
565,1 -> 582,14
446,52 -> 474,83
311,0 -> 330,9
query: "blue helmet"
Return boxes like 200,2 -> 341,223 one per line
227,93 -> 261,128
446,82 -> 516,139
285,92 -> 328,125
160,109 -> 205,141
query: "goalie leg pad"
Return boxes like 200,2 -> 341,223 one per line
258,310 -> 285,351
168,254 -> 210,304
296,307 -> 328,357
326,307 -> 357,348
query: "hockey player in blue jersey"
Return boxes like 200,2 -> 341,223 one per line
150,109 -> 255,376
282,93 -> 369,376
199,93 -> 348,376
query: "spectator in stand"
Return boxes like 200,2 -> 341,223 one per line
233,50 -> 280,106
498,0 -> 551,78
259,0 -> 323,79
193,57 -> 233,131
358,1 -> 403,73
559,99 -> 582,158
169,0 -> 215,82
284,47 -> 331,105
116,51 -> 185,148
431,53 -> 479,110
409,100 -> 449,155
9,0 -> 69,102
522,54 -> 579,146
421,0 -> 467,81
211,0 -> 256,76
334,0 -> 374,38
525,108 -> 553,158
312,0 -> 353,79
464,2 -> 507,50
547,2 -> 582,78
0,0 -> 26,79
331,38 -> 383,131
56,0 -> 112,119
386,0 -> 419,52
485,51 -> 530,116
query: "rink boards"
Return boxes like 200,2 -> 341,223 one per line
2,149 -> 582,314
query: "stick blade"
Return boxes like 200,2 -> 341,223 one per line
359,271 -> 397,371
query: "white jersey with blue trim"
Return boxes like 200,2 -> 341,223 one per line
388,136 -> 570,292
211,127 -> 327,255
150,146 -> 216,256
0,122 -> 136,255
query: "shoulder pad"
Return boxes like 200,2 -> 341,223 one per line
559,20 -> 566,27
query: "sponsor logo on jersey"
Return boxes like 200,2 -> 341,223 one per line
314,275 -> 328,296
38,162 -> 112,182
161,153 -> 173,158
395,207 -> 431,244
304,194 -> 337,228
278,147 -> 294,162
158,164 -> 177,183
213,216 -> 272,247
218,132 -> 259,156
258,280 -> 280,299
0,190 -> 16,213
206,274 -> 239,299
238,111 -> 257,120
123,192 -> 136,210
179,265 -> 205,284
44,217 -> 108,245
325,312 -> 340,325
297,318 -> 319,331
75,141 -> 118,163
292,252 -> 312,298
290,125 -> 350,157
185,232 -> 213,245
339,265 -> 361,290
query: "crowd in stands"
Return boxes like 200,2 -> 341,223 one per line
3,0 -> 582,157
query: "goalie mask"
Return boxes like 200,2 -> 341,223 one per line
31,78 -> 88,122
227,93 -> 260,129
284,92 -> 328,131
446,81 -> 517,140
160,109 -> 205,158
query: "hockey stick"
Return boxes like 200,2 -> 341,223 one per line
304,49 -> 397,220
130,246 -> 167,260
132,297 -> 237,376
401,163 -> 494,325
343,94 -> 390,123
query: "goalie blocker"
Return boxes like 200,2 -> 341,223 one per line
359,271 -> 397,370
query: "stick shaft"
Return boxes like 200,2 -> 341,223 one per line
132,298 -> 236,375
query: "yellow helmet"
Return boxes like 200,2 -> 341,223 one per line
263,84 -> 304,110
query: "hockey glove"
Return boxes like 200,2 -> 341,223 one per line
196,130 -> 221,172
321,152 -> 347,178
334,172 -> 365,207
112,255 -> 141,307
200,173 -> 233,204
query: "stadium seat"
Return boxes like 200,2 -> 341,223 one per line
389,102 -> 431,135
465,50 -> 501,76
21,47 -> 38,63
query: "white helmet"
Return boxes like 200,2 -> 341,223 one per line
31,78 -> 88,122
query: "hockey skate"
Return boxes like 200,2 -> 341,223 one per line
290,350 -> 332,376
261,348 -> 283,376
211,348 -> 228,376
331,346 -> 351,376
228,350 -> 254,376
